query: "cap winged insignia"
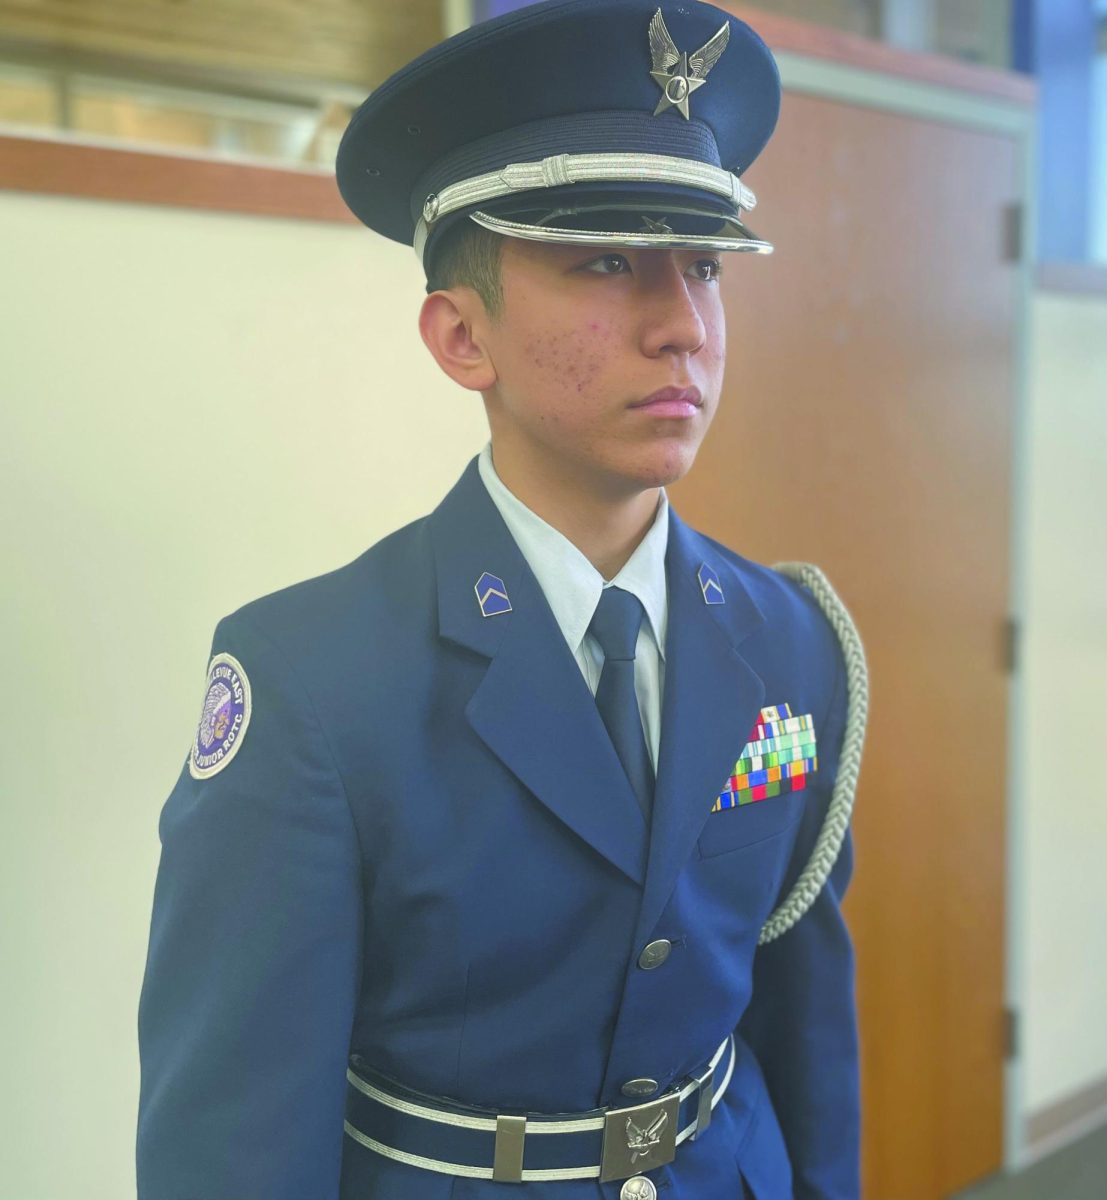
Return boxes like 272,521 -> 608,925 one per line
648,8 -> 730,120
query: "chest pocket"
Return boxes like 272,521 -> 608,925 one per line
697,786 -> 810,858
696,702 -> 818,860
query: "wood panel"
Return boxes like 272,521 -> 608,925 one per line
0,132 -> 353,221
0,0 -> 442,88
669,90 -> 1018,1199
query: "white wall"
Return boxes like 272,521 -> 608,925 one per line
1022,290 -> 1107,1114
0,189 -> 487,1199
2,189 -> 1106,1196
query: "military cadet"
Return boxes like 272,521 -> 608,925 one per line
136,1 -> 869,1198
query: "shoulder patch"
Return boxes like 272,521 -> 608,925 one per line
189,652 -> 252,780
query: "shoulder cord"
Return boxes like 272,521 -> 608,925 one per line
758,562 -> 870,945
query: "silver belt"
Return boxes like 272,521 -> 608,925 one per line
343,1033 -> 735,1183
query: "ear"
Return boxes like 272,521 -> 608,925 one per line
418,288 -> 498,392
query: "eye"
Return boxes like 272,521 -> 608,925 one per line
581,253 -> 631,275
689,257 -> 723,282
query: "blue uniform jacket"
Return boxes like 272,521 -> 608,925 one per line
137,454 -> 859,1199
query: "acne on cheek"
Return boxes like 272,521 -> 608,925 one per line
525,327 -> 609,393
568,337 -> 607,394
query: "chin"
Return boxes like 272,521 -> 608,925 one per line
624,442 -> 700,489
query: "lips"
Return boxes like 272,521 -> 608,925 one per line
630,386 -> 703,408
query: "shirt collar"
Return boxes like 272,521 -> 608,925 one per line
477,440 -> 669,660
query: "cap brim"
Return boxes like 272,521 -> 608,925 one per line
419,179 -> 772,265
468,209 -> 772,254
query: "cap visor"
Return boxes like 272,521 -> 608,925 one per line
468,208 -> 772,253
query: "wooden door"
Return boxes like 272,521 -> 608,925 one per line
670,89 -> 1019,1199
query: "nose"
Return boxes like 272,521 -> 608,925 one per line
638,259 -> 708,360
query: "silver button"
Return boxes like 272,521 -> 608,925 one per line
638,939 -> 672,970
620,1177 -> 658,1200
620,1077 -> 659,1098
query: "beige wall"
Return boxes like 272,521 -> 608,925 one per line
1022,291 -> 1107,1115
2,189 -> 1105,1194
0,189 -> 486,1198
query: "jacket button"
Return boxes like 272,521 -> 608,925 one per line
637,939 -> 672,970
621,1077 -> 659,1098
620,1177 -> 658,1200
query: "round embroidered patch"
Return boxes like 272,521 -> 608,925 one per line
189,652 -> 252,780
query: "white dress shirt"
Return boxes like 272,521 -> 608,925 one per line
477,440 -> 669,772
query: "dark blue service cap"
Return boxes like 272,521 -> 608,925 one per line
335,0 -> 782,272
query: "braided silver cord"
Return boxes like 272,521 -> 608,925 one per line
759,562 -> 869,945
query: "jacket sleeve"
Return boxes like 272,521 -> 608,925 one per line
137,609 -> 363,1200
735,643 -> 861,1200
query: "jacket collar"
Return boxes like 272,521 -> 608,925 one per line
475,440 -> 670,663
428,454 -> 767,904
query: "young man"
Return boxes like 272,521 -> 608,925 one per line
136,2 -> 866,1198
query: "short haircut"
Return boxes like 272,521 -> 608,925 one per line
424,219 -> 506,322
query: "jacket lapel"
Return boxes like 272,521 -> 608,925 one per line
632,506 -> 768,944
428,456 -> 649,885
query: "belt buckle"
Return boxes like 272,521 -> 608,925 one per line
599,1090 -> 681,1182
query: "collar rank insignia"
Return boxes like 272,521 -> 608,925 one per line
697,562 -> 725,605
475,571 -> 512,617
648,8 -> 731,121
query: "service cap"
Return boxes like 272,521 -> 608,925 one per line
335,0 -> 782,272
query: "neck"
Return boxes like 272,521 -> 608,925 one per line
489,438 -> 662,581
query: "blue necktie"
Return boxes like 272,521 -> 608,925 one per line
588,586 -> 655,823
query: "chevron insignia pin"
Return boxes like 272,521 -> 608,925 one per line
474,571 -> 512,617
697,563 -> 726,605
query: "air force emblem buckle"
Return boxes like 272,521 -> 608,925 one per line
475,571 -> 512,617
600,1092 -> 680,1181
189,652 -> 252,779
648,8 -> 730,121
697,562 -> 725,605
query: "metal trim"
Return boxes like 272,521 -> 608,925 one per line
462,210 -> 774,255
600,1092 -> 681,1182
492,1114 -> 528,1182
413,149 -> 760,264
427,150 -> 756,223
344,1035 -> 737,1181
692,1065 -> 714,1140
